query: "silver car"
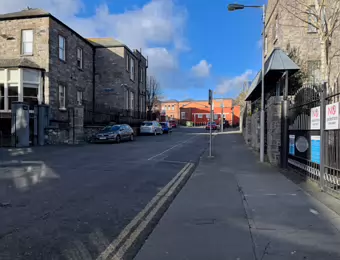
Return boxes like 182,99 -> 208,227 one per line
140,121 -> 163,135
91,124 -> 134,143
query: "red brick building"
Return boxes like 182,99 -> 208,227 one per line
160,99 -> 240,126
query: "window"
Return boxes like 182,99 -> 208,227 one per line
130,91 -> 134,110
77,48 -> 83,69
307,60 -> 321,84
164,106 -> 167,110
21,30 -> 33,55
140,67 -> 143,83
274,15 -> 279,41
59,84 -> 66,109
206,113 -> 210,119
308,6 -> 318,33
77,91 -> 83,105
58,35 -> 66,60
197,114 -> 202,118
8,84 -> 18,110
23,84 -> 39,110
264,36 -> 268,55
126,54 -> 130,71
214,114 -> 218,120
0,84 -> 4,110
181,112 -> 186,119
130,58 -> 135,81
124,89 -> 129,109
172,104 -> 174,110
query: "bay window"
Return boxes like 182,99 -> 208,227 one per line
8,84 -> 18,110
0,68 -> 42,112
0,84 -> 4,110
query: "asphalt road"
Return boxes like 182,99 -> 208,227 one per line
0,127 -> 209,260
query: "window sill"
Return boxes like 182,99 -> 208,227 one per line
78,67 -> 84,71
273,38 -> 278,45
59,107 -> 67,112
21,54 -> 34,57
59,58 -> 66,64
130,78 -> 135,83
307,31 -> 318,34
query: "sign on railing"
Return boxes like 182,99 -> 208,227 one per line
310,106 -> 320,130
325,102 -> 340,130
310,102 -> 340,130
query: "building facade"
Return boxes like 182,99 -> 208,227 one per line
0,8 -> 147,129
159,99 -> 240,126
265,0 -> 340,85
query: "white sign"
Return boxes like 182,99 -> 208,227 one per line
310,106 -> 320,130
326,102 -> 340,130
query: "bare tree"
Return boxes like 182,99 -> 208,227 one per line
281,0 -> 340,85
146,76 -> 161,112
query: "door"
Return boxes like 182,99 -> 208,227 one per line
120,125 -> 129,140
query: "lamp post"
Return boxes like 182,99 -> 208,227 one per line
228,3 -> 266,163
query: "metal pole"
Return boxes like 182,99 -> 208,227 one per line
260,4 -> 266,162
209,102 -> 212,157
319,82 -> 326,191
221,99 -> 224,132
281,71 -> 289,168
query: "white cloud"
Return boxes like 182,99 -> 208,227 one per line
0,0 -> 188,85
191,60 -> 212,78
215,70 -> 253,95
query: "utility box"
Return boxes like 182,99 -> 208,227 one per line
34,105 -> 50,146
11,102 -> 30,147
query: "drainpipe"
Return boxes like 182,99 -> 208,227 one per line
92,48 -> 96,116
137,49 -> 141,118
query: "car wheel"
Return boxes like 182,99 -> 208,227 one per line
130,134 -> 134,141
116,135 -> 121,143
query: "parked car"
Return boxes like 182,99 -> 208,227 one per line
160,122 -> 172,133
140,121 -> 163,135
90,124 -> 134,143
205,122 -> 219,130
169,120 -> 177,128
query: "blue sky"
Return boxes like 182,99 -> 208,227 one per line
2,0 -> 267,100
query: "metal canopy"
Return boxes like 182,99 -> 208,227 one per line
245,48 -> 300,101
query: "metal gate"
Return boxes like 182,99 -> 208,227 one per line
287,81 -> 340,197
324,80 -> 340,195
287,84 -> 321,182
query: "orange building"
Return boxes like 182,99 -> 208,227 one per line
160,99 -> 240,126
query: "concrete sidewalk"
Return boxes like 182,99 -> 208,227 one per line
135,133 -> 340,260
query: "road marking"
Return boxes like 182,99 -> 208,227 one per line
147,135 -> 199,161
310,208 -> 319,215
95,162 -> 194,260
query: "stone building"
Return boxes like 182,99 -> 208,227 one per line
265,0 -> 340,85
0,8 -> 147,145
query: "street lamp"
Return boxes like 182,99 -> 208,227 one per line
228,3 -> 266,163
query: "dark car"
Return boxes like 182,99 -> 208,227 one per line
90,124 -> 134,143
160,122 -> 172,133
169,120 -> 177,128
205,122 -> 219,130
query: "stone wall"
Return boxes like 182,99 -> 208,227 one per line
250,111 -> 261,152
266,96 -> 283,166
48,19 -> 94,122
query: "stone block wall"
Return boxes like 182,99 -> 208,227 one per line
266,96 -> 283,166
251,112 -> 261,152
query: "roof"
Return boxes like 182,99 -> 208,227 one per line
0,8 -> 49,19
245,48 -> 300,101
161,99 -> 179,103
0,58 -> 43,70
87,38 -> 125,48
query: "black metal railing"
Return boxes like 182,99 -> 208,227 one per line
84,102 -> 147,126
